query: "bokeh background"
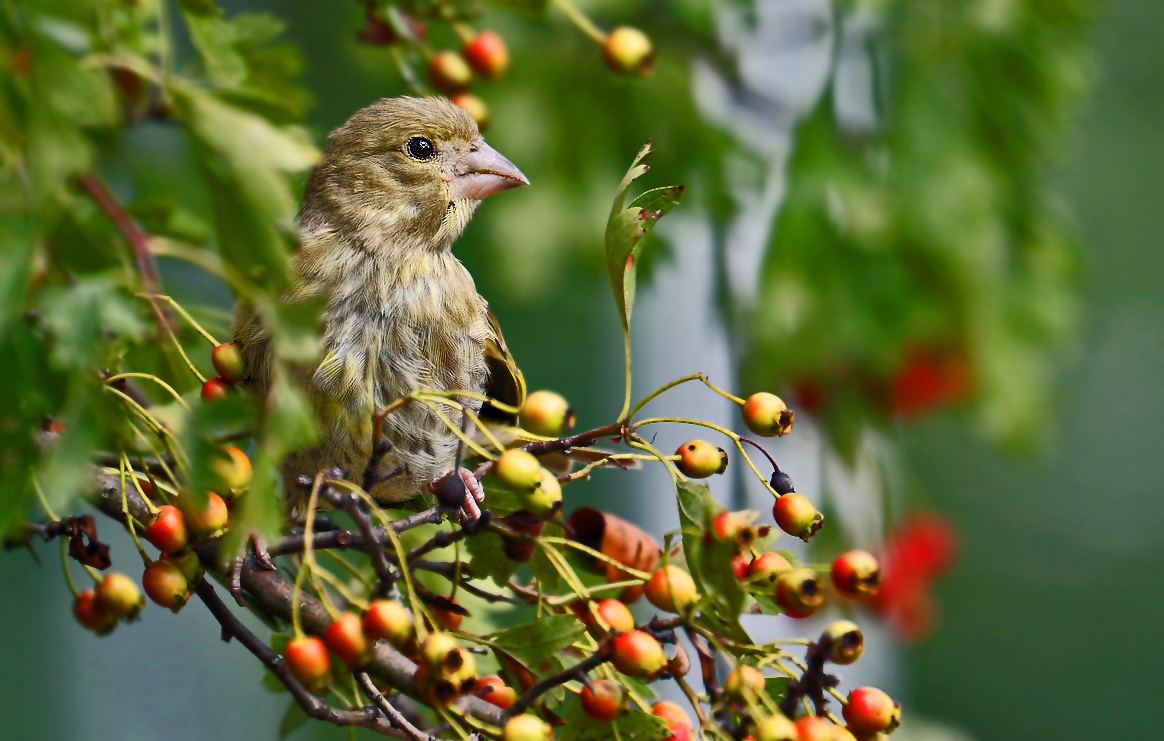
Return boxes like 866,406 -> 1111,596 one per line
1,0 -> 1161,739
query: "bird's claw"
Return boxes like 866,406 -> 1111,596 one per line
458,467 -> 485,523
228,535 -> 276,606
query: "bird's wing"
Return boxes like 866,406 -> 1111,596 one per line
480,307 -> 526,424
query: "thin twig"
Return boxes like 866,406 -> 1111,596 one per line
355,672 -> 438,741
502,643 -> 612,719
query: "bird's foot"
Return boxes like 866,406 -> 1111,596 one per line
433,467 -> 488,525
228,534 -> 276,606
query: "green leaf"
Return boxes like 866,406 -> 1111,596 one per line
603,143 -> 684,331
177,394 -> 256,509
464,528 -> 520,587
675,480 -> 712,594
278,699 -> 309,738
526,519 -> 564,594
486,613 -> 584,669
263,669 -> 288,693
486,0 -> 551,15
765,676 -> 791,704
558,701 -> 672,741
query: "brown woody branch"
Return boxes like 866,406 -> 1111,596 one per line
470,422 -> 624,481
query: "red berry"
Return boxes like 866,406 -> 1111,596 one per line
772,493 -> 823,541
723,665 -> 765,700
144,505 -> 189,555
676,440 -> 728,479
592,598 -> 635,634
462,31 -> 509,79
451,93 -> 490,131
742,392 -> 794,437
796,715 -> 857,741
644,565 -> 699,613
731,553 -> 749,580
745,551 -> 792,585
95,572 -> 144,619
428,51 -> 472,94
474,675 -> 516,709
210,342 -> 246,383
651,701 -> 693,741
325,612 -> 371,667
821,620 -> 863,665
363,599 -> 414,647
843,687 -> 900,734
831,550 -> 882,599
142,560 -> 190,612
160,550 -> 203,585
602,26 -> 655,75
200,377 -> 229,401
502,714 -> 553,741
775,568 -> 825,618
177,491 -> 228,538
286,635 -> 331,689
579,679 -> 624,721
711,511 -> 743,541
73,589 -> 118,634
611,630 -> 666,678
519,390 -> 574,437
432,598 -> 465,631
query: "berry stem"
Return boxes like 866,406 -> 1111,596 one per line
122,453 -> 159,516
60,539 -> 80,598
147,293 -> 221,347
32,477 -> 59,521
119,456 -> 153,564
633,417 -> 779,498
290,473 -> 325,639
552,0 -> 606,44
105,373 -> 190,410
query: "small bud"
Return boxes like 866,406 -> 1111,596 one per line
666,642 -> 690,677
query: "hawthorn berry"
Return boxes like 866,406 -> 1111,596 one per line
427,51 -> 472,93
160,550 -> 203,585
676,440 -> 728,478
177,491 -> 229,538
796,715 -> 857,741
502,714 -> 553,741
451,93 -> 490,130
745,551 -> 792,585
210,342 -> 246,383
325,612 -> 371,667
611,630 -> 666,678
711,510 -> 744,542
474,675 -> 516,709
831,550 -> 882,599
285,635 -> 331,689
142,560 -> 190,612
724,664 -> 765,700
775,568 -> 825,618
651,701 -> 693,741
772,493 -> 823,541
144,505 -> 189,555
363,599 -> 414,647
843,687 -> 900,734
731,553 -> 750,580
211,446 -> 252,498
821,620 -> 864,665
519,390 -> 574,437
742,392 -> 794,437
602,26 -> 655,75
73,589 -> 118,634
644,565 -> 699,613
579,679 -> 624,721
431,598 -> 465,631
421,632 -> 460,668
95,572 -> 144,619
494,449 -> 542,491
770,470 -> 795,495
200,377 -> 230,401
590,598 -> 635,635
519,468 -> 562,516
753,714 -> 798,741
462,31 -> 509,79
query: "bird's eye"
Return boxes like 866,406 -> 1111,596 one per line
406,137 -> 435,160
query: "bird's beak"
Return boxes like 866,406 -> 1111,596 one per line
451,141 -> 529,201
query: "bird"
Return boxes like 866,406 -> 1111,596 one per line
234,96 -> 528,522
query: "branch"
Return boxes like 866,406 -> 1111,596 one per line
502,642 -> 612,720
265,505 -> 446,559
329,487 -> 399,596
471,423 -> 624,480
355,672 -> 444,741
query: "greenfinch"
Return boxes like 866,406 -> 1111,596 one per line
235,97 -> 528,520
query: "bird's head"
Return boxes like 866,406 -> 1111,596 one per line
301,96 -> 529,252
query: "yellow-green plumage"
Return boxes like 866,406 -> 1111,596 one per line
235,97 -> 527,516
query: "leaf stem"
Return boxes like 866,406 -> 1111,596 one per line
552,0 -> 606,44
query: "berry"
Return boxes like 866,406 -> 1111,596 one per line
754,714 -> 798,741
160,551 -> 203,584
474,676 -> 516,709
462,31 -> 509,79
210,342 -> 246,383
451,93 -> 490,130
772,493 -> 823,541
325,612 -> 372,667
644,565 -> 699,613
200,377 -> 230,401
177,491 -> 229,538
731,553 -> 750,580
742,392 -> 794,437
431,598 -> 465,631
831,550 -> 882,599
520,468 -> 562,517
427,51 -> 472,94
285,635 -> 331,689
775,568 -> 825,618
676,440 -> 728,478
144,505 -> 189,555
602,27 -> 655,75
494,449 -> 542,491
579,679 -> 624,721
519,390 -> 574,437
770,470 -> 795,495
142,560 -> 190,612
611,630 -> 666,678
363,599 -> 414,647
651,701 -> 693,741
211,446 -> 252,497
421,632 -> 460,668
591,598 -> 635,634
724,665 -> 765,700
821,620 -> 864,665
745,551 -> 792,585
503,714 -> 553,741
796,715 -> 857,741
73,589 -> 117,634
843,687 -> 900,734
711,511 -> 744,542
95,572 -> 144,619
